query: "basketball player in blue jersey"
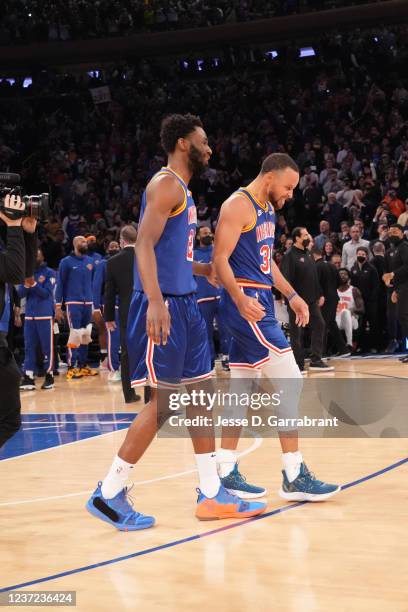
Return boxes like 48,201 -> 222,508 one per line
213,153 -> 340,502
86,114 -> 266,530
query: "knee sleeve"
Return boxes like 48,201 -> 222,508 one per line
67,328 -> 81,348
222,367 -> 260,420
81,324 -> 93,345
259,350 -> 303,427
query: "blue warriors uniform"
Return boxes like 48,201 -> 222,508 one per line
194,244 -> 230,365
92,258 -> 120,372
220,188 -> 292,369
18,263 -> 56,374
128,167 -> 211,387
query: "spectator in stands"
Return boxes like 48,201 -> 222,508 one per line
350,246 -> 380,352
321,192 -> 343,232
330,253 -> 342,270
341,225 -> 370,270
314,220 -> 331,251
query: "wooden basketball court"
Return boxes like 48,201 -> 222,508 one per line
0,358 -> 407,611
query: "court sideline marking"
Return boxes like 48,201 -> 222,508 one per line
0,456 -> 407,593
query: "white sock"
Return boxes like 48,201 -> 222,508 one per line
282,451 -> 303,483
195,452 -> 220,498
216,448 -> 237,477
101,455 -> 134,499
26,370 -> 34,378
100,349 -> 107,356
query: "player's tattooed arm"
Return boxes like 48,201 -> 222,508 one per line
213,195 -> 265,323
136,174 -> 183,344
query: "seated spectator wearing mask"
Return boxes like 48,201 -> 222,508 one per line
336,268 -> 365,351
350,247 -> 380,352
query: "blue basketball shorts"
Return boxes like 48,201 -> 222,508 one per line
127,292 -> 212,387
219,286 -> 292,370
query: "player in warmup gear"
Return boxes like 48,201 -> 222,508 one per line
55,236 -> 98,380
19,248 -> 56,391
213,153 -> 340,502
86,114 -> 266,530
92,241 -> 122,383
194,226 -> 231,372
87,234 -> 107,367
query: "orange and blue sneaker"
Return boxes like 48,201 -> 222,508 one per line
279,463 -> 340,502
220,463 -> 266,499
86,482 -> 155,531
195,485 -> 267,520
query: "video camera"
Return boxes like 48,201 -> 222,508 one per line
0,172 -> 49,221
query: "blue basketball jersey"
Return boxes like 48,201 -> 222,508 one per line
229,188 -> 276,288
133,167 -> 198,296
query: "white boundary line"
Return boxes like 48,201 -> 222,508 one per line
0,436 -> 262,507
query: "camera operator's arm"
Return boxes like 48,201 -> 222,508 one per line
0,213 -> 25,284
21,218 -> 38,279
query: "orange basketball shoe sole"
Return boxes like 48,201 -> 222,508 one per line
196,499 -> 267,521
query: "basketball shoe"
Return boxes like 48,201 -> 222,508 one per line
195,485 -> 267,520
79,365 -> 98,377
279,462 -> 340,502
66,367 -> 82,380
220,463 -> 266,499
86,482 -> 155,531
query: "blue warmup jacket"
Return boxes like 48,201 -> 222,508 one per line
55,254 -> 94,305
18,263 -> 56,317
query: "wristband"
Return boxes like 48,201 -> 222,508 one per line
287,291 -> 298,302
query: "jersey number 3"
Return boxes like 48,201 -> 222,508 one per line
260,244 -> 272,274
186,229 -> 195,262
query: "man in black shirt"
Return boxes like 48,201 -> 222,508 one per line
104,225 -> 141,403
383,224 -> 408,362
281,227 -> 334,372
350,246 -> 380,352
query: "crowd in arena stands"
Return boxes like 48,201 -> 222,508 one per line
0,0 -> 391,44
0,22 -> 407,356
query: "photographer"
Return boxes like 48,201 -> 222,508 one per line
0,201 -> 37,449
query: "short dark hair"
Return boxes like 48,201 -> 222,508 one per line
160,113 -> 203,154
356,246 -> 369,256
390,223 -> 404,232
120,225 -> 137,244
261,153 -> 299,175
339,267 -> 350,277
310,247 -> 323,257
292,226 -> 305,240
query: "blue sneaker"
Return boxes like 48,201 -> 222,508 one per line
196,484 -> 266,520
220,463 -> 266,499
86,482 -> 155,531
279,463 -> 340,502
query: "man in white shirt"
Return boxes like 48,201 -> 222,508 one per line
341,225 -> 370,269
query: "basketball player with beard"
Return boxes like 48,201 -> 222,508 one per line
213,153 -> 340,502
86,114 -> 266,530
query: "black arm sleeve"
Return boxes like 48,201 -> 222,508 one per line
23,231 -> 38,278
104,260 -> 117,322
0,227 -> 26,284
393,243 -> 408,286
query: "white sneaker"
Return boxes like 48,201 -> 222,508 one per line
108,370 -> 121,383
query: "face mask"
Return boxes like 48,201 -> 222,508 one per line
389,236 -> 401,246
108,249 -> 120,257
302,238 -> 311,248
201,236 -> 213,246
357,255 -> 366,263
